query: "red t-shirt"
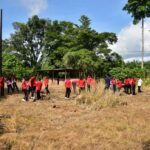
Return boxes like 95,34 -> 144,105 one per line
22,81 -> 27,90
117,80 -> 123,88
129,78 -> 133,85
79,79 -> 85,88
43,77 -> 49,86
132,78 -> 136,85
124,79 -> 129,85
30,76 -> 36,87
87,77 -> 93,85
65,80 -> 71,88
0,76 -> 4,87
36,81 -> 42,91
112,79 -> 117,85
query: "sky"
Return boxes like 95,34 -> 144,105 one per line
1,0 -> 150,61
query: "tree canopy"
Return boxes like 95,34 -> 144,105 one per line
3,15 -> 124,77
123,0 -> 150,24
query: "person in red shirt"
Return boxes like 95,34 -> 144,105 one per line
36,78 -> 43,101
117,79 -> 123,95
0,76 -> 4,96
111,77 -> 117,93
79,77 -> 85,93
87,76 -> 93,92
131,77 -> 136,95
124,77 -> 129,94
21,77 -> 29,102
128,77 -> 133,94
71,79 -> 79,95
65,78 -> 71,98
43,76 -> 50,94
29,75 -> 36,99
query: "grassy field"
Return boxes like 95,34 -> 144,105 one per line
0,81 -> 150,150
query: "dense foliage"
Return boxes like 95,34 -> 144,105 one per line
109,67 -> 146,79
2,15 -> 124,78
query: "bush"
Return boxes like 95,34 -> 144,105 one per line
109,67 -> 146,79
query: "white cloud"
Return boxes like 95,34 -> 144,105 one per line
110,19 -> 150,62
21,0 -> 48,16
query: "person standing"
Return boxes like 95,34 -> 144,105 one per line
12,76 -> 19,92
21,77 -> 29,102
65,78 -> 71,99
43,76 -> 50,94
117,79 -> 123,95
124,77 -> 129,94
0,76 -> 4,96
111,77 -> 117,93
131,77 -> 136,95
7,77 -> 13,94
71,79 -> 79,95
128,77 -> 132,94
29,75 -> 36,100
87,76 -> 93,92
36,78 -> 43,101
79,77 -> 86,93
104,75 -> 111,90
137,78 -> 143,93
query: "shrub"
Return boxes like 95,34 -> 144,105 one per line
109,67 -> 146,79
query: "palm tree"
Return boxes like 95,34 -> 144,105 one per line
123,0 -> 150,69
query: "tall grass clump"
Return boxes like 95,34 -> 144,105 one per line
76,81 -> 120,110
144,78 -> 150,87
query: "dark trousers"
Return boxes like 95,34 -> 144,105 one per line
23,89 -> 28,101
79,87 -> 85,93
65,88 -> 71,98
138,86 -> 142,93
124,85 -> 128,94
113,85 -> 116,93
104,84 -> 110,90
30,86 -> 36,97
87,84 -> 91,92
0,87 -> 4,96
45,85 -> 50,94
13,82 -> 19,92
128,85 -> 132,94
7,85 -> 13,94
132,85 -> 136,95
37,90 -> 41,100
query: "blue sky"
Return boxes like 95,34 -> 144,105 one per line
1,0 -> 131,38
1,0 -> 150,60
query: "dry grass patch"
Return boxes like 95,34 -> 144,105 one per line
76,82 -> 120,110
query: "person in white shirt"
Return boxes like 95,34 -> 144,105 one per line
137,78 -> 143,93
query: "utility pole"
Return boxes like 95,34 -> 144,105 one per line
141,18 -> 144,69
0,9 -> 2,75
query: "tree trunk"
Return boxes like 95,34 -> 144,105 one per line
141,18 -> 144,69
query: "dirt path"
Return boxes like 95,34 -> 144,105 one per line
0,84 -> 150,150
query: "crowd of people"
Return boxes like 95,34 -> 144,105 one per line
0,75 -> 50,101
64,76 -> 95,99
104,75 -> 143,95
0,75 -> 95,101
0,74 -> 143,101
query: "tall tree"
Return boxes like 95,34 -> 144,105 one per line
10,15 -> 47,68
123,0 -> 150,69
